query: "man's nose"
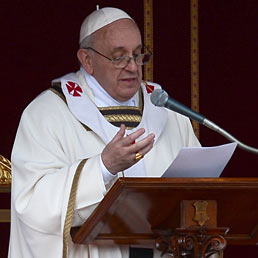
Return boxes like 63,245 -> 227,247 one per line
124,57 -> 138,72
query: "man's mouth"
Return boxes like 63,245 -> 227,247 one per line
120,77 -> 137,82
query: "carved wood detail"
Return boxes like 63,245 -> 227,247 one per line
0,155 -> 11,185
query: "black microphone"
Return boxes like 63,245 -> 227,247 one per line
150,89 -> 205,124
150,88 -> 258,154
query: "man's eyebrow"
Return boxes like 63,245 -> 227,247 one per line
134,44 -> 143,51
111,44 -> 143,53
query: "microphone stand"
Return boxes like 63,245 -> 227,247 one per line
203,119 -> 258,154
151,89 -> 258,154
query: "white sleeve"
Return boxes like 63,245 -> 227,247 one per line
11,94 -> 107,236
99,155 -> 116,184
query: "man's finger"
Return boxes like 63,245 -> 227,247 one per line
122,128 -> 146,146
128,133 -> 155,153
110,124 -> 126,143
136,138 -> 155,157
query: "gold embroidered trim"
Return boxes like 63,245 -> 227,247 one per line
138,86 -> 144,112
0,154 -> 11,185
144,0 -> 153,81
62,159 -> 87,258
0,209 -> 10,222
191,0 -> 200,138
103,114 -> 142,123
99,106 -> 141,111
98,87 -> 143,115
50,85 -> 145,131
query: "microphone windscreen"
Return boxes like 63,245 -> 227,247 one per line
150,89 -> 168,107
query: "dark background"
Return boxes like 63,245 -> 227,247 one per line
1,0 -> 257,257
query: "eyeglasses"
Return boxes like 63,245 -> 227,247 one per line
85,47 -> 152,69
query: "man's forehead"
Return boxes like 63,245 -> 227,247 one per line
101,19 -> 141,40
100,18 -> 139,35
110,45 -> 143,53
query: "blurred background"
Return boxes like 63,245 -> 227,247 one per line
0,0 -> 257,257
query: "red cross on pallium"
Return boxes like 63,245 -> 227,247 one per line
66,81 -> 83,97
145,84 -> 154,94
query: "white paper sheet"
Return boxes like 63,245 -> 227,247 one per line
162,142 -> 237,178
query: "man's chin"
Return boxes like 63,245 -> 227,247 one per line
117,88 -> 140,102
116,79 -> 141,100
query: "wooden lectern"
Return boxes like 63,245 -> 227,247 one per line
71,178 -> 258,257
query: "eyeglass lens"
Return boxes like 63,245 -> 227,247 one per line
113,54 -> 151,68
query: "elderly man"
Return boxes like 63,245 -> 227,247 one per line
8,7 -> 200,258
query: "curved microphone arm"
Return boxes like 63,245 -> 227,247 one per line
150,89 -> 258,155
203,119 -> 258,154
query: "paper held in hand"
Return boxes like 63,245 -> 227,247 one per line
162,142 -> 237,178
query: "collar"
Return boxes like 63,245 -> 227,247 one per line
52,70 -> 167,145
80,67 -> 138,107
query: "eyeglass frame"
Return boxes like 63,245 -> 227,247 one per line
84,45 -> 152,69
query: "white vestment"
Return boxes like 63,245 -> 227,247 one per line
8,70 -> 200,258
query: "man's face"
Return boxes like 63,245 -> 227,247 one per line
89,19 -> 143,102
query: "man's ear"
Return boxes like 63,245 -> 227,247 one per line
77,49 -> 94,74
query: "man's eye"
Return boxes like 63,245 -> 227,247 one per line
113,56 -> 125,61
133,53 -> 141,57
